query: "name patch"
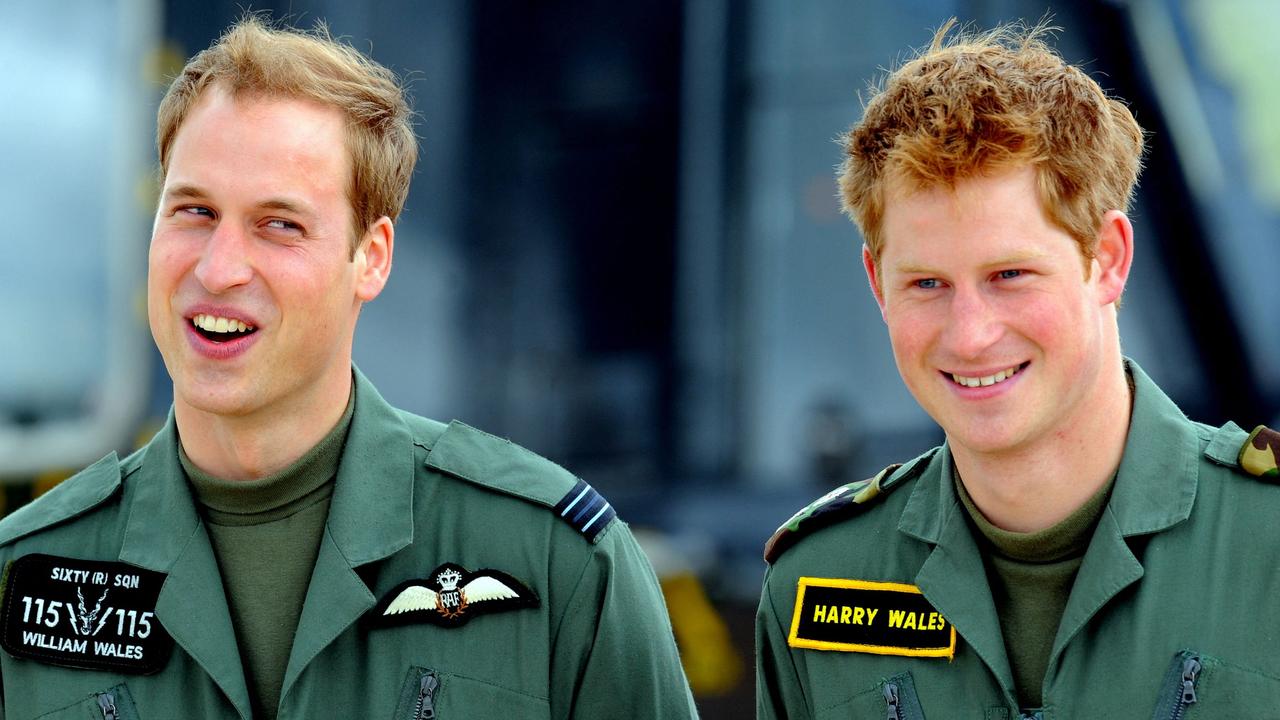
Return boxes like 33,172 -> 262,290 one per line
788,577 -> 956,659
1,554 -> 173,674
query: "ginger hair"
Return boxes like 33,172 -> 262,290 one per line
839,19 -> 1145,272
156,14 -> 417,254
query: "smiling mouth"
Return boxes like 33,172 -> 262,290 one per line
190,313 -> 258,343
947,361 -> 1029,388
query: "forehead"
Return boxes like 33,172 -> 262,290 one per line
879,167 -> 1058,264
165,86 -> 350,191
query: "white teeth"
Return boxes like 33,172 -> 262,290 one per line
951,365 -> 1021,388
192,313 -> 255,333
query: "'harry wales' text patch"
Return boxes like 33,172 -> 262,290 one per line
1,554 -> 173,674
788,577 -> 955,659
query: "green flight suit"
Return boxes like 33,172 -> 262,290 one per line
757,361 -> 1280,719
0,369 -> 697,719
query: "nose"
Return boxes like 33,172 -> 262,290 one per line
193,221 -> 253,293
940,284 -> 1004,360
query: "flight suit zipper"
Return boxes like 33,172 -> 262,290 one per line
97,692 -> 118,720
413,671 -> 440,719
1165,656 -> 1201,720
884,682 -> 902,720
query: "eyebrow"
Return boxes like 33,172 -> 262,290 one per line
892,251 -> 1052,275
161,184 -> 208,202
161,184 -> 315,217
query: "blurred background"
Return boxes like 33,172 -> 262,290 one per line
2,0 -> 1279,715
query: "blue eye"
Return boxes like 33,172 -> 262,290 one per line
915,278 -> 940,289
997,269 -> 1022,280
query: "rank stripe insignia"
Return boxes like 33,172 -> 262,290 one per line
1240,425 -> 1280,479
553,479 -> 617,538
787,577 -> 956,660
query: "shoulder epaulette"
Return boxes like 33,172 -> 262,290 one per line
424,421 -> 616,543
395,409 -> 450,451
0,452 -> 122,547
763,451 -> 934,564
1240,425 -> 1280,480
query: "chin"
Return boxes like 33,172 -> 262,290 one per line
175,381 -> 260,419
940,416 -> 1029,456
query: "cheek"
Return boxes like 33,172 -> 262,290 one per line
883,307 -> 936,359
147,235 -> 192,285
1013,293 -> 1086,347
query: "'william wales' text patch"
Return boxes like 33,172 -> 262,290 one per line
1,554 -> 173,674
788,577 -> 956,659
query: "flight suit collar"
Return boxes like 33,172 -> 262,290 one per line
119,408 -> 201,571
901,449 -> 1019,706
1105,359 -> 1198,536
119,411 -> 251,718
281,366 -> 416,700
323,365 -> 416,566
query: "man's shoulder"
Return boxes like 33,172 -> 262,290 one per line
411,416 -> 619,544
0,452 -> 127,549
763,447 -> 939,566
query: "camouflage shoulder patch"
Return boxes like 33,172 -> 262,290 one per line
764,453 -> 933,564
1240,425 -> 1280,480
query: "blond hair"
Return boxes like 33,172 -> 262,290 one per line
157,15 -> 417,254
840,20 -> 1145,270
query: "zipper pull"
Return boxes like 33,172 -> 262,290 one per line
883,682 -> 902,720
415,672 -> 440,720
97,692 -> 118,720
1180,656 -> 1202,705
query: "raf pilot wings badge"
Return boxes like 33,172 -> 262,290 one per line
370,562 -> 538,629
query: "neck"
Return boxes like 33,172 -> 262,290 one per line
951,356 -> 1132,533
174,369 -> 353,481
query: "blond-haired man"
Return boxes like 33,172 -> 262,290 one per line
0,17 -> 696,719
757,21 -> 1280,718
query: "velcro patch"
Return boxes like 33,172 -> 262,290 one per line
1,554 -> 173,674
553,479 -> 616,539
788,577 -> 955,659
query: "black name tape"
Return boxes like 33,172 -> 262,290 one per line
1,554 -> 173,674
788,577 -> 956,659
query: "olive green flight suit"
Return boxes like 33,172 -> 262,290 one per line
757,361 -> 1280,718
0,369 -> 697,719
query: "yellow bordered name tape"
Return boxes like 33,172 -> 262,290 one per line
787,577 -> 956,660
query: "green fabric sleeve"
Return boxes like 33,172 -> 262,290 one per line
755,566 -> 810,720
548,521 -> 698,719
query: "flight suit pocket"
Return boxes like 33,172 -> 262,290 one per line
34,683 -> 140,720
393,665 -> 551,720
1150,650 -> 1280,719
815,670 -> 927,720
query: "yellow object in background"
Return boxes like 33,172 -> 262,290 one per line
662,571 -> 743,696
32,468 -> 75,499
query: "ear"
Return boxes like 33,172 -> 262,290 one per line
354,216 -> 395,302
863,244 -> 888,319
1092,210 -> 1133,306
